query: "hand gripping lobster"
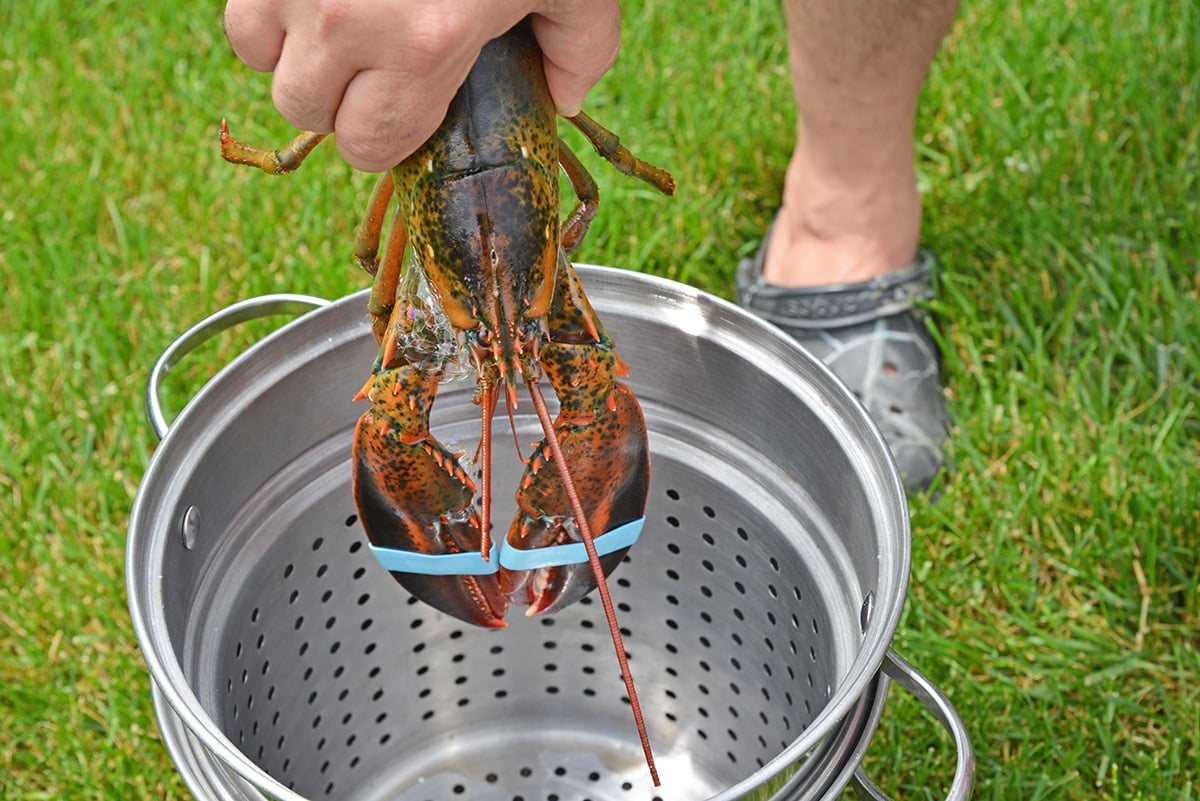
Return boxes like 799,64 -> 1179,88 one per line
220,17 -> 674,783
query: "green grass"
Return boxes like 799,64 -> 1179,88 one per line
2,0 -> 1197,799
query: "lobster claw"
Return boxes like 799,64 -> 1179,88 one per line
503,383 -> 650,616
502,523 -> 638,617
352,366 -> 511,629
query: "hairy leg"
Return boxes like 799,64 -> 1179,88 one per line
765,0 -> 960,286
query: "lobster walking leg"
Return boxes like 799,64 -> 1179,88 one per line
556,141 -> 600,256
353,172 -> 397,278
567,112 -> 676,196
557,125 -> 676,256
218,122 -> 326,174
362,195 -> 409,345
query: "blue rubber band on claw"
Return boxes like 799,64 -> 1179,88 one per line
499,518 -> 645,571
368,542 -> 500,576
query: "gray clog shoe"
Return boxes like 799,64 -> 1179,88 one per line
736,235 -> 950,491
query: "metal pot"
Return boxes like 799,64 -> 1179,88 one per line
127,266 -> 973,801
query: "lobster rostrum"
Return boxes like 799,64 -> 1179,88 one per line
221,16 -> 674,783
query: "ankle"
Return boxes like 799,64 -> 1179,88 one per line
762,151 -> 922,287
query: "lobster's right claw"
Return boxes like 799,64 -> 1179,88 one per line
352,367 -> 510,628
503,384 -> 650,616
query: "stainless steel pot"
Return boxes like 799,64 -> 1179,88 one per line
127,266 -> 973,801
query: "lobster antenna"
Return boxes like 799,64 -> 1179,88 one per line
524,378 -> 659,787
478,383 -> 496,560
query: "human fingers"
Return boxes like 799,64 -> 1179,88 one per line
226,1 -> 534,169
220,1 -> 613,170
532,0 -> 621,116
223,0 -> 288,72
331,63 -> 470,172
325,4 -> 531,170
224,0 -> 367,134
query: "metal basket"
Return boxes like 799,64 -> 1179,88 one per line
128,267 -> 973,801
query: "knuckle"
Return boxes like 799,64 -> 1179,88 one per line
403,10 -> 473,71
222,4 -> 279,71
334,121 -> 407,173
336,99 -> 447,173
311,0 -> 358,36
271,79 -> 331,133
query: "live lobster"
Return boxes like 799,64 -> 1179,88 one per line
220,17 -> 674,783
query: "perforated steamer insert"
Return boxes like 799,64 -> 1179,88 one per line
129,267 -> 973,801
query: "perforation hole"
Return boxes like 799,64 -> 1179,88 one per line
645,484 -> 832,772
214,452 -> 841,801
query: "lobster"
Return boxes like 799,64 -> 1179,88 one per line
220,17 -> 674,783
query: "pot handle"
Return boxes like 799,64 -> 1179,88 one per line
145,294 -> 330,439
850,649 -> 976,801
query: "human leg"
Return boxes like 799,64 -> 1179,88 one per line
768,0 -> 960,286
738,0 -> 960,490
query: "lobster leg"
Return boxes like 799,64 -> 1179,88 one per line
565,112 -> 676,197
218,123 -> 327,174
353,173 -> 397,278
557,117 -> 673,254
556,140 -> 599,256
363,200 -> 409,346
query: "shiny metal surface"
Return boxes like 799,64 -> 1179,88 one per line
850,653 -> 975,801
144,294 -> 330,438
128,266 -> 952,801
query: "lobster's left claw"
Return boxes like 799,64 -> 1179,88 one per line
504,523 -> 635,617
503,384 -> 649,616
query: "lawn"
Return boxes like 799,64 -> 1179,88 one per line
2,0 -> 1197,799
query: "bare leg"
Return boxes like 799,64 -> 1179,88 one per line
764,0 -> 960,286
737,0 -> 960,491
